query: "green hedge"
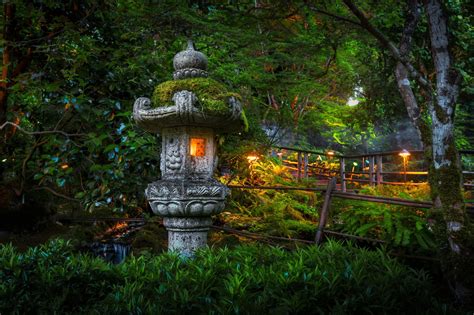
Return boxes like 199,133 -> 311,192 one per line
0,240 -> 453,314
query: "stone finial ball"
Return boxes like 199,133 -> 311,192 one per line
173,40 -> 208,72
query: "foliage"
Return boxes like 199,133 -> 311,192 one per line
1,0 -> 472,219
222,157 -> 319,239
331,185 -> 436,250
0,239 -> 457,314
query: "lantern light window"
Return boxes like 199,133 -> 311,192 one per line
190,138 -> 206,156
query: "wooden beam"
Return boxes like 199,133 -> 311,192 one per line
315,177 -> 337,244
304,153 -> 309,179
340,157 -> 346,192
369,156 -> 375,186
376,155 -> 382,185
297,152 -> 302,181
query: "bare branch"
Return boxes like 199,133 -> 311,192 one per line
31,186 -> 80,202
20,138 -> 48,194
305,3 -> 362,27
0,121 -> 86,137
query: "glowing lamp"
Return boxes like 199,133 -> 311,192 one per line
247,155 -> 259,163
399,149 -> 410,182
190,138 -> 206,157
60,164 -> 69,169
399,149 -> 410,157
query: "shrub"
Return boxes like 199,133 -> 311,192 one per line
330,185 -> 436,250
222,157 -> 320,239
0,239 -> 456,314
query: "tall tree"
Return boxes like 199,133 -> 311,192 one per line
336,0 -> 471,303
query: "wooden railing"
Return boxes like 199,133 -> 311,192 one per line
271,146 -> 474,192
227,181 -> 474,245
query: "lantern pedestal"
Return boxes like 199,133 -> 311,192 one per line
163,217 -> 211,257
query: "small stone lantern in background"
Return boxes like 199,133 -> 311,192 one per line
133,40 -> 244,256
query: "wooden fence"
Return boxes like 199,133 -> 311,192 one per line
228,180 -> 474,245
272,146 -> 474,192
62,180 -> 474,248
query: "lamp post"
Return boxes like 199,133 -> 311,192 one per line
133,40 -> 244,256
399,149 -> 410,182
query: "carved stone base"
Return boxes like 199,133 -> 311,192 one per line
146,178 -> 228,217
163,217 -> 212,257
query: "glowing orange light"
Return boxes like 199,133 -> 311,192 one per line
399,149 -> 410,182
105,222 -> 127,234
398,149 -> 410,157
190,138 -> 206,156
246,155 -> 259,163
327,151 -> 335,156
60,164 -> 69,169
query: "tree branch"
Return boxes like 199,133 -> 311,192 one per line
305,3 -> 362,27
342,0 -> 430,89
393,0 -> 430,143
21,138 -> 47,194
0,121 -> 86,137
31,186 -> 80,202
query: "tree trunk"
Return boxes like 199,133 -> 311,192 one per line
342,0 -> 471,304
1,3 -> 15,126
424,0 -> 470,303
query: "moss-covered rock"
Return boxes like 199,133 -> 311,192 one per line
152,78 -> 248,131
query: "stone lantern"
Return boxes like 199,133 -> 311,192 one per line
133,40 -> 244,256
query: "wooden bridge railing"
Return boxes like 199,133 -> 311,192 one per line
227,180 -> 474,245
271,146 -> 474,192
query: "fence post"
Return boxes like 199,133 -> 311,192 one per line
297,152 -> 302,181
304,153 -> 309,179
376,155 -> 383,185
315,177 -> 337,244
340,157 -> 346,192
369,156 -> 375,186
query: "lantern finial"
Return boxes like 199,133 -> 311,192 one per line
173,39 -> 208,80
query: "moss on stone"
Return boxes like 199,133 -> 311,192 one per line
152,78 -> 243,116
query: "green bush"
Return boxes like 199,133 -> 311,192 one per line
330,185 -> 436,250
0,239 -> 456,314
224,157 -> 320,239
